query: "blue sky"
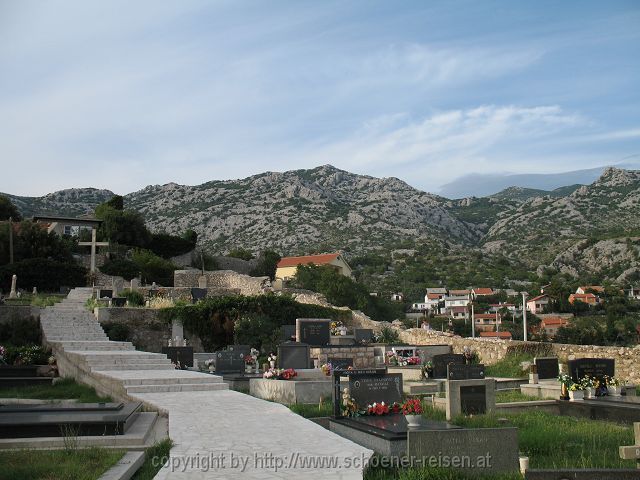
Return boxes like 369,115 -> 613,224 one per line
1,1 -> 639,196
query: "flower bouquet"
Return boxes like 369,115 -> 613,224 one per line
580,375 -> 598,399
386,351 -> 398,366
402,398 -> 424,426
263,368 -> 298,380
0,345 -> 6,365
568,382 -> 584,401
205,358 -> 215,372
406,356 -> 421,366
422,361 -> 433,379
321,363 -> 333,376
366,401 -> 401,416
604,375 -> 623,396
557,373 -> 573,400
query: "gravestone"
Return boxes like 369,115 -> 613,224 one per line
432,353 -> 465,379
281,325 -> 296,342
198,275 -> 207,288
328,358 -> 354,371
296,318 -> 331,346
226,345 -> 251,357
349,373 -> 403,408
460,385 -> 487,414
447,363 -> 485,381
130,278 -> 140,290
9,275 -> 17,299
162,346 -> 194,368
190,288 -> 207,303
98,289 -> 113,299
213,350 -> 245,373
278,342 -> 310,369
354,328 -> 374,344
112,278 -> 124,296
619,422 -> 640,467
111,297 -> 126,307
534,357 -> 559,380
568,357 -> 615,383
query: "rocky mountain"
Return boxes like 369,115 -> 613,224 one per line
4,165 -> 640,283
3,188 -> 115,218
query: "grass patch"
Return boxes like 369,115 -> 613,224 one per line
495,390 -> 540,403
365,465 -> 522,480
132,438 -> 173,480
420,408 -> 635,469
3,293 -> 65,307
485,354 -> 531,378
0,447 -> 124,480
0,377 -> 112,403
289,401 -> 333,418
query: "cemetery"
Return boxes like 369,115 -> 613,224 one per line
1,274 -> 640,479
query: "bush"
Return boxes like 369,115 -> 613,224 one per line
102,322 -> 131,342
148,233 -> 196,259
0,258 -> 86,292
122,289 -> 145,307
99,258 -> 139,281
0,344 -> 50,365
0,317 -> 41,345
375,326 -> 400,344
131,249 -> 177,286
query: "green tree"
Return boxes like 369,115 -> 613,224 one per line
0,195 -> 21,221
250,250 -> 281,280
227,247 -> 254,261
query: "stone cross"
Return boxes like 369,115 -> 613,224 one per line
619,422 -> 640,468
78,228 -> 109,273
9,274 -> 17,299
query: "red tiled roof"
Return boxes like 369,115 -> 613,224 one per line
479,331 -> 512,339
426,293 -> 442,300
570,293 -> 597,300
528,294 -> 548,302
449,289 -> 470,295
475,313 -> 497,320
473,288 -> 494,295
277,253 -> 340,268
450,306 -> 467,313
578,286 -> 604,293
541,316 -> 569,327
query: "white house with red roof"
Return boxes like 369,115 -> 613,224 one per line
471,288 -> 494,299
275,252 -> 353,280
526,294 -> 550,314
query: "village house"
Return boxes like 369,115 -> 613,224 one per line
628,286 -> 640,300
426,287 -> 447,297
32,215 -> 102,237
471,287 -> 494,299
449,306 -> 469,320
444,295 -> 470,313
538,315 -> 571,339
568,292 -> 599,306
526,294 -> 550,314
576,285 -> 604,295
473,313 -> 501,332
275,252 -> 352,280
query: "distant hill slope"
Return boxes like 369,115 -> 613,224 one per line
3,188 -> 115,218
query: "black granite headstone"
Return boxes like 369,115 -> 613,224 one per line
98,289 -> 113,299
161,346 -> 194,368
534,357 -> 559,380
111,297 -> 126,307
349,373 -> 403,408
354,328 -> 374,344
328,358 -> 354,370
296,318 -> 331,346
190,288 -> 207,303
278,342 -> 310,369
432,354 -> 465,379
213,350 -> 245,373
568,358 -> 615,383
332,368 -> 387,418
447,363 -> 485,380
460,385 -> 487,415
226,345 -> 251,357
281,325 -> 296,342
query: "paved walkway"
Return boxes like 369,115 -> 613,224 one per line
42,288 -> 372,479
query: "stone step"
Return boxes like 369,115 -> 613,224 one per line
86,357 -> 173,366
91,364 -> 175,371
51,341 -> 134,351
125,383 -> 229,393
46,335 -> 109,341
121,375 -> 224,386
78,352 -> 168,361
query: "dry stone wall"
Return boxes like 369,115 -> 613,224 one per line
174,270 -> 269,296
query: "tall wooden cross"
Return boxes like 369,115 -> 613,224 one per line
620,422 -> 640,468
78,228 -> 109,273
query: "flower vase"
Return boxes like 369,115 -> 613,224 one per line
560,383 -> 569,400
208,365 -> 215,373
569,390 -> 584,401
584,387 -> 595,399
607,385 -> 622,397
405,415 -> 422,427
269,361 -> 276,369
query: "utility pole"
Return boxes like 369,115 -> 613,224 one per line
471,303 -> 475,338
8,217 -> 13,264
522,292 -> 529,342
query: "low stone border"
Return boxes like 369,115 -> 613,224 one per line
98,451 -> 145,480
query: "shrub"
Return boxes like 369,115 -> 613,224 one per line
101,322 -> 131,342
375,326 -> 400,344
0,317 -> 41,345
1,344 -> 50,365
131,249 -> 177,286
99,258 -> 139,281
121,289 -> 145,307
0,258 -> 86,292
148,233 -> 196,259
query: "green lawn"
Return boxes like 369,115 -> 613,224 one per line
132,439 -> 173,480
485,354 -> 531,378
365,466 -> 522,480
0,447 -> 125,480
0,377 -> 112,403
495,390 -> 540,403
289,401 -> 333,418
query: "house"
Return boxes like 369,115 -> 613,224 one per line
479,331 -> 512,340
628,287 -> 640,300
424,293 -> 443,313
576,286 -> 604,295
449,306 -> 469,320
411,302 -> 429,312
472,288 -> 494,299
568,293 -> 599,306
473,313 -> 501,332
32,215 -> 102,237
526,294 -> 550,314
391,293 -> 404,302
444,296 -> 470,311
275,252 -> 352,280
538,315 -> 570,339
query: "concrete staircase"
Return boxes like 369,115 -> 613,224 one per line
41,288 -> 228,397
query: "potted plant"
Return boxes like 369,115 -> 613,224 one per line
422,361 -> 433,379
605,376 -> 623,396
568,383 -> 584,401
268,353 -> 277,369
557,373 -> 572,400
402,398 -> 423,426
581,376 -> 597,399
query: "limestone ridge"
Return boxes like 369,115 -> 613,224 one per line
5,165 -> 640,281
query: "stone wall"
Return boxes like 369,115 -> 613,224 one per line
174,270 -> 269,296
95,307 -> 204,353
0,305 -> 40,324
213,256 -> 260,275
310,346 -> 377,369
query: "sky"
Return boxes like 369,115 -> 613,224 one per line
1,0 -> 639,196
